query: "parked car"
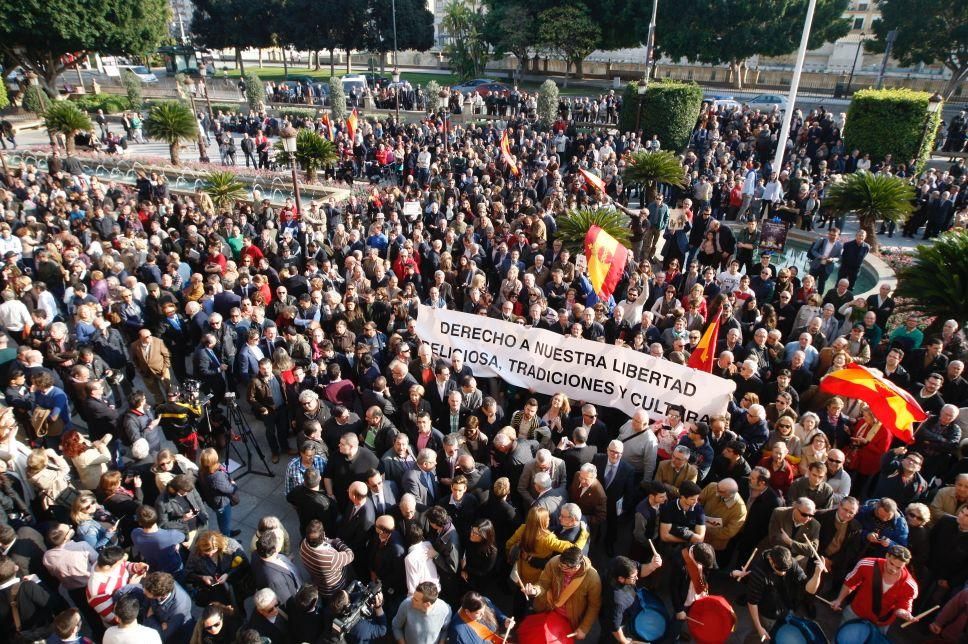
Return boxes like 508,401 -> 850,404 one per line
708,96 -> 742,111
745,93 -> 788,112
451,78 -> 496,93
364,73 -> 391,89
118,65 -> 159,83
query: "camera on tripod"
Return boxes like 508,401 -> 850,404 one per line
332,580 -> 382,635
181,379 -> 214,406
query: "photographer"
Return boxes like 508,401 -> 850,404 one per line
156,386 -> 203,460
321,582 -> 387,644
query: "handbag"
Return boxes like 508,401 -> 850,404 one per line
30,407 -> 64,438
229,491 -> 240,506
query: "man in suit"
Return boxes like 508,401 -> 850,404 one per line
434,390 -> 470,435
365,468 -> 400,516
339,481 -> 376,578
732,466 -> 783,567
425,364 -> 457,419
0,553 -> 67,639
517,448 -> 568,506
566,404 -> 609,451
156,301 -> 190,383
765,498 -> 821,567
251,529 -> 304,606
401,448 -> 441,506
141,571 -> 196,642
129,328 -> 171,405
555,427 -> 598,484
592,440 -> 635,555
286,467 -> 337,537
234,328 -> 265,386
530,471 -> 565,519
865,283 -> 896,331
491,432 -> 535,496
655,445 -> 700,489
837,230 -> 870,289
247,588 -> 291,644
808,226 -> 844,294
361,406 -> 400,459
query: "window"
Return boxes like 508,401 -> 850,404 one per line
853,17 -> 865,30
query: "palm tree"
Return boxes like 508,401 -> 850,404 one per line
895,229 -> 968,331
143,101 -> 198,166
42,102 -> 92,156
622,150 -> 686,205
274,129 -> 337,183
824,171 -> 916,253
556,207 -> 631,255
203,171 -> 248,212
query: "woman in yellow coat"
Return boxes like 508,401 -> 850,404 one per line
506,506 -> 573,585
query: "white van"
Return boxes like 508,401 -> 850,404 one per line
118,65 -> 159,83
341,74 -> 367,96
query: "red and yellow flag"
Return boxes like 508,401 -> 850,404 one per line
321,114 -> 335,141
584,225 -> 628,300
819,363 -> 928,443
579,168 -> 607,194
687,317 -> 720,373
500,130 -> 520,176
346,109 -> 359,142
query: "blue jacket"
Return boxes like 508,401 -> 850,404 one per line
145,580 -> 195,644
856,498 -> 909,555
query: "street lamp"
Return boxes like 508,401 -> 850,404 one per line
772,0 -> 818,175
393,68 -> 400,123
845,33 -> 865,96
918,92 -> 944,164
635,83 -> 647,133
280,125 -> 302,215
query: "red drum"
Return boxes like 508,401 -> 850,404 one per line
688,595 -> 737,644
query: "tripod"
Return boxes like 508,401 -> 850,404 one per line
223,397 -> 274,480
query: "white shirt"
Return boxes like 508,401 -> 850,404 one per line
404,541 -> 440,596
102,623 -> 163,644
0,299 -> 32,332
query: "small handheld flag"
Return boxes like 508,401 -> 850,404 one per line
579,167 -> 607,194
687,317 -> 720,373
584,225 -> 628,300
346,109 -> 359,143
500,130 -> 520,176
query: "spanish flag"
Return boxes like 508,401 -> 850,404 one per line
321,114 -> 335,141
819,363 -> 928,443
584,225 -> 628,300
346,109 -> 359,143
500,130 -> 520,176
580,167 -> 607,194
687,317 -> 720,373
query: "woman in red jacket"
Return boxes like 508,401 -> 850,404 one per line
845,405 -> 891,497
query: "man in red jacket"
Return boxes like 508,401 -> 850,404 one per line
830,545 -> 918,633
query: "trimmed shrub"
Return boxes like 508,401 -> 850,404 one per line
425,80 -> 442,113
640,80 -> 703,152
21,85 -> 50,114
278,107 -> 320,123
121,70 -> 143,109
844,88 -> 942,171
0,81 -> 8,111
618,81 -> 641,134
243,73 -> 265,112
70,94 -> 131,114
537,79 -> 559,126
329,76 -> 347,123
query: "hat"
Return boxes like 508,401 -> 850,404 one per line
852,323 -> 865,331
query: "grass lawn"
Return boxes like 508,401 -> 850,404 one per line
222,66 -> 600,96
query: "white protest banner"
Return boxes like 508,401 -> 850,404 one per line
415,305 -> 735,422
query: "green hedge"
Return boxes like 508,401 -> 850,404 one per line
277,107 -> 321,122
844,88 -> 943,171
70,94 -> 132,114
618,80 -> 703,152
0,81 -> 8,111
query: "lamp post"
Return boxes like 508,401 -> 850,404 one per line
393,68 -> 400,123
635,83 -> 647,133
280,125 -> 301,215
187,90 -> 210,163
771,0 -> 818,176
642,0 -> 659,92
918,92 -> 944,166
845,33 -> 865,96
876,29 -> 897,90
391,0 -> 399,71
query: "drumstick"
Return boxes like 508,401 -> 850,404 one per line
685,616 -> 705,626
649,538 -> 659,557
501,617 -> 515,644
814,595 -> 836,608
742,548 -> 758,571
901,605 -> 939,628
566,632 -> 578,639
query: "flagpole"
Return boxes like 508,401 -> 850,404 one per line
771,0 -> 817,175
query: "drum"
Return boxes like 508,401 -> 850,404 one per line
633,589 -> 670,642
835,619 -> 892,644
688,596 -> 736,644
771,612 -> 829,644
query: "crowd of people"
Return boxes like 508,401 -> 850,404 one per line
0,85 -> 966,644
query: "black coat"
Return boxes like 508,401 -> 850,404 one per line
286,485 -> 338,536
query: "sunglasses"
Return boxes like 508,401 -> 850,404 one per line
798,511 -> 815,518
827,459 -> 843,464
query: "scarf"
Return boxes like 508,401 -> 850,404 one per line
682,547 -> 709,600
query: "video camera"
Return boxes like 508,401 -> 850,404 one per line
180,379 -> 214,407
331,580 -> 382,636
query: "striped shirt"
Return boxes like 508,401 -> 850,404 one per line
300,538 -> 354,597
87,563 -> 134,625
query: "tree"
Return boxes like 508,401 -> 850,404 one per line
556,207 -> 631,255
895,229 -> 968,331
21,85 -> 50,114
361,0 -> 434,65
329,76 -> 347,122
623,150 -> 687,204
143,101 -> 199,165
192,0 -> 277,74
441,0 -> 490,81
243,73 -> 265,112
204,170 -> 248,211
0,0 -> 168,98
824,171 -> 915,253
652,0 -> 850,89
537,6 -> 601,83
425,80 -> 443,113
121,70 -> 142,110
485,1 -> 535,82
844,88 -> 942,170
43,102 -> 93,156
274,129 -> 337,182
536,80 -> 559,126
284,0 -> 341,76
867,1 -> 968,100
